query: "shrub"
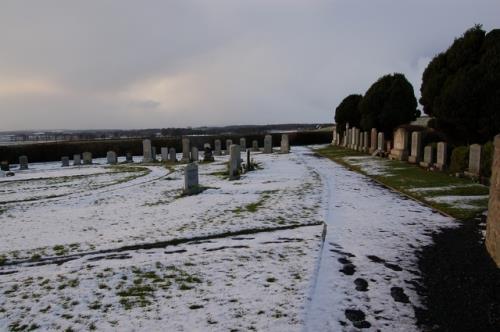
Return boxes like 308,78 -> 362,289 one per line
449,146 -> 469,174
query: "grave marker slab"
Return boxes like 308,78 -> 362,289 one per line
214,139 -> 222,156
264,135 -> 273,153
435,142 -> 447,170
183,163 -> 199,195
107,151 -> 117,164
389,128 -> 409,161
408,131 -> 422,164
467,144 -> 482,176
161,147 -> 169,161
143,139 -> 153,163
280,134 -> 290,153
19,155 -> 28,170
419,145 -> 434,168
182,138 -> 190,161
73,154 -> 81,166
83,152 -> 92,165
61,156 -> 70,167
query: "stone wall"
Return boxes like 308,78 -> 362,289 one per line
486,135 -> 500,267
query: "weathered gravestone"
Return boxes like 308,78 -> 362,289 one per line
19,155 -> 28,170
377,132 -> 385,152
83,152 -> 92,165
183,163 -> 199,195
126,152 -> 133,163
363,132 -> 369,152
225,139 -> 233,155
0,161 -> 9,171
61,156 -> 70,167
408,131 -> 422,164
73,154 -> 81,166
281,134 -> 290,153
486,135 -> 500,267
252,140 -> 259,151
229,144 -> 240,179
389,128 -> 409,161
435,142 -> 447,170
151,147 -> 157,161
419,145 -> 434,168
467,144 -> 482,177
143,139 -> 153,163
264,135 -> 273,153
191,147 -> 199,162
182,138 -> 190,162
214,139 -> 222,156
107,151 -> 117,164
161,147 -> 169,161
369,128 -> 377,154
169,148 -> 177,162
240,138 -> 246,150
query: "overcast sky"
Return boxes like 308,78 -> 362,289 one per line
0,0 -> 499,131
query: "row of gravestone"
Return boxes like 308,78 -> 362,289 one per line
0,134 -> 291,173
183,134 -> 290,195
332,125 -> 484,176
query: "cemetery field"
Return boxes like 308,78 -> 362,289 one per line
316,145 -> 490,220
0,146 -> 480,331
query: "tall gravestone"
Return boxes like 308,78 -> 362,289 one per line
214,139 -> 222,156
362,132 -> 369,152
377,132 -> 385,152
143,139 -> 153,163
229,144 -> 240,179
264,135 -> 273,153
107,151 -> 117,164
151,147 -> 157,161
331,126 -> 337,145
83,152 -> 92,165
408,131 -> 422,164
358,130 -> 363,151
486,135 -> 500,267
435,142 -> 447,170
73,154 -> 81,166
19,155 -> 28,170
240,138 -> 246,150
61,156 -> 70,167
161,147 -> 169,161
225,139 -> 233,155
344,124 -> 350,148
169,148 -> 177,162
369,128 -> 377,154
467,144 -> 482,176
252,140 -> 259,151
182,138 -> 190,162
191,147 -> 199,162
183,163 -> 199,195
419,146 -> 435,168
389,128 -> 409,161
280,134 -> 290,153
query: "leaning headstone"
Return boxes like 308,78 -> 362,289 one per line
83,152 -> 92,165
419,145 -> 434,168
408,131 -> 422,164
19,155 -> 28,170
229,144 -> 241,179
486,135 -> 500,267
107,151 -> 117,164
0,161 -> 9,171
377,132 -> 385,152
214,139 -> 222,156
240,138 -> 246,150
182,138 -> 190,161
61,156 -> 70,167
252,140 -> 259,151
280,134 -> 290,153
73,154 -> 81,166
467,144 -> 482,176
264,135 -> 273,153
389,128 -> 409,161
126,152 -> 133,163
183,163 -> 199,195
161,147 -> 169,161
435,142 -> 447,170
143,139 -> 153,163
169,148 -> 177,162
151,147 -> 157,161
191,147 -> 199,162
225,139 -> 233,155
369,128 -> 377,154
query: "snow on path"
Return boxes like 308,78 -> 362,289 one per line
299,146 -> 456,331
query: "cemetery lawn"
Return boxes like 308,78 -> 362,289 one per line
315,145 -> 489,220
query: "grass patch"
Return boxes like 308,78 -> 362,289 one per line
316,145 -> 489,220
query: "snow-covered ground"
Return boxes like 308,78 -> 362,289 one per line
0,146 -> 460,331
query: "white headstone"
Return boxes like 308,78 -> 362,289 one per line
264,135 -> 273,153
229,144 -> 241,179
280,134 -> 290,153
107,151 -> 117,164
436,142 -> 447,170
161,147 -> 169,161
408,131 -> 422,164
183,163 -> 199,195
73,154 -> 81,166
